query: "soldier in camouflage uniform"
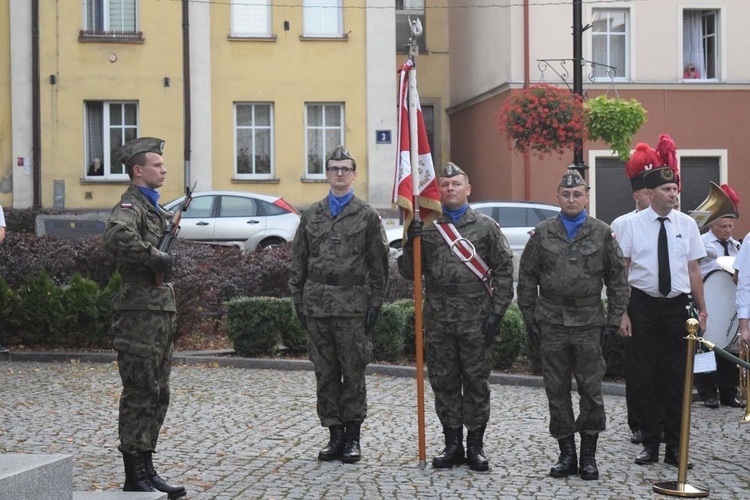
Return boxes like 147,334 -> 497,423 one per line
103,137 -> 186,499
398,162 -> 514,472
289,146 -> 388,464
517,169 -> 628,481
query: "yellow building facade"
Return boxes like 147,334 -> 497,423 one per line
1,0 -> 450,213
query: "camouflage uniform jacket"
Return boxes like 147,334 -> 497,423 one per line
517,215 -> 628,327
398,208 -> 514,322
289,195 -> 389,318
103,185 -> 176,312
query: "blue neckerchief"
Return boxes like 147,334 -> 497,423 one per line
327,189 -> 354,217
560,208 -> 587,240
442,203 -> 469,223
138,187 -> 160,210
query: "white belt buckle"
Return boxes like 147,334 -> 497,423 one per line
450,238 -> 476,262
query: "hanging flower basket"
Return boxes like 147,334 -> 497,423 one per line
584,95 -> 647,162
497,84 -> 587,159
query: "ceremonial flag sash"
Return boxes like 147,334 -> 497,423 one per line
434,221 -> 493,296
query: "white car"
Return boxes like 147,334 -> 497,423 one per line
163,191 -> 300,252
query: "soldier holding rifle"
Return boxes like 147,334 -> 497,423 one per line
103,137 -> 186,498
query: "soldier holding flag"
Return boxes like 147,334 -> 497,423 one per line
398,162 -> 514,471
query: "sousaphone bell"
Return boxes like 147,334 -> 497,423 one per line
690,181 -> 740,232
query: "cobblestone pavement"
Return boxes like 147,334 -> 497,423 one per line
1,360 -> 749,499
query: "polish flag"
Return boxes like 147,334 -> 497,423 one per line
392,60 -> 441,235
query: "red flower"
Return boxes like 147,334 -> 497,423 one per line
497,84 -> 588,159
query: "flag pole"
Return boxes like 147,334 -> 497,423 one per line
407,17 -> 427,470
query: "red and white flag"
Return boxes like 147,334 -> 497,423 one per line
392,60 -> 441,233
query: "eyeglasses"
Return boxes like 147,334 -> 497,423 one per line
559,191 -> 586,200
326,166 -> 354,174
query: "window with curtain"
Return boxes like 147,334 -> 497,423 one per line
303,0 -> 342,37
683,9 -> 719,80
305,103 -> 344,176
235,103 -> 274,178
85,0 -> 137,32
396,0 -> 426,54
85,101 -> 138,178
591,9 -> 628,79
231,0 -> 271,37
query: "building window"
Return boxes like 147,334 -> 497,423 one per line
591,9 -> 628,79
396,0 -> 426,54
231,0 -> 271,37
85,101 -> 138,178
85,0 -> 137,32
679,156 -> 721,213
683,10 -> 719,80
305,103 -> 344,176
302,0 -> 342,37
235,103 -> 274,178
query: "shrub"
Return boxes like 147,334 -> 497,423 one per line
225,297 -> 290,357
604,333 -> 626,380
12,271 -> 65,345
392,299 -> 418,357
492,304 -> 526,370
0,278 -> 20,344
59,274 -> 115,348
370,303 -> 407,363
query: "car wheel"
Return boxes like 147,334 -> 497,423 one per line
389,239 -> 403,250
258,238 -> 285,250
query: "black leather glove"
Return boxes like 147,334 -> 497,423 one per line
294,301 -> 307,328
600,324 -> 618,351
152,251 -> 173,274
526,322 -> 541,350
483,314 -> 502,348
405,219 -> 423,249
365,306 -> 380,333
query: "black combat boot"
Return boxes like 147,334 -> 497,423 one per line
549,435 -> 578,477
432,426 -> 465,469
143,451 -> 187,499
121,450 -> 157,493
466,425 -> 489,472
578,433 -> 599,480
341,421 -> 362,463
318,425 -> 345,461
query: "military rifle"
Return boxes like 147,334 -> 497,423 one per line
155,182 -> 197,285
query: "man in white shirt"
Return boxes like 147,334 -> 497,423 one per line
696,186 -> 743,409
735,233 -> 750,350
617,165 -> 707,468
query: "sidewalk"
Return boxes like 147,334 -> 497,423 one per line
1,353 -> 749,499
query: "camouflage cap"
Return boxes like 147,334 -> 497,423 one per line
326,145 -> 355,163
440,162 -> 466,178
118,137 -> 165,166
643,166 -> 678,189
558,169 -> 587,188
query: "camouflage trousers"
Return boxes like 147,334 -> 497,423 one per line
539,322 -> 606,439
425,317 -> 492,431
112,310 -> 176,454
307,316 -> 372,427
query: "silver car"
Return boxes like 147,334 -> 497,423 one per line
163,191 -> 300,252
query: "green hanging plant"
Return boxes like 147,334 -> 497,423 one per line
584,95 -> 647,162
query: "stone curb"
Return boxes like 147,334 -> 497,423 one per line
1,349 -> 627,397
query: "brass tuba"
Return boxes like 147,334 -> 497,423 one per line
690,182 -> 740,232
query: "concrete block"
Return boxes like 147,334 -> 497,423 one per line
73,492 -> 167,499
0,453 -> 73,500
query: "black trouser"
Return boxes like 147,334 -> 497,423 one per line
628,288 -> 690,447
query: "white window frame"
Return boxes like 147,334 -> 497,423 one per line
302,0 -> 343,38
231,0 -> 272,37
234,102 -> 275,180
396,0 -> 426,53
680,8 -> 723,82
305,103 -> 345,178
84,0 -> 138,32
84,100 -> 139,180
590,8 -> 629,81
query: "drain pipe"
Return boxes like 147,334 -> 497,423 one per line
523,0 -> 531,200
31,0 -> 41,208
182,0 -> 192,188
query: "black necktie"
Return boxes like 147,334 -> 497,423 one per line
719,240 -> 730,257
658,217 -> 671,297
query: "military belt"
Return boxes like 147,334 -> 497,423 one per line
541,291 -> 601,307
428,282 -> 487,294
120,272 -> 156,283
307,272 -> 365,287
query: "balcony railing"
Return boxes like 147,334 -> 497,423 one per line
78,30 -> 144,43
